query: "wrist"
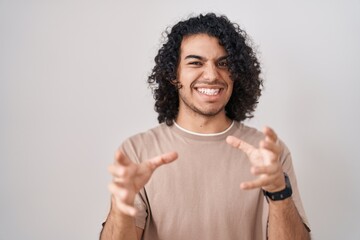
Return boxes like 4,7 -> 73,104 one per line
263,173 -> 292,202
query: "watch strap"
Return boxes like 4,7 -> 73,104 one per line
263,173 -> 292,201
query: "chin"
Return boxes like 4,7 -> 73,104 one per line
195,107 -> 225,117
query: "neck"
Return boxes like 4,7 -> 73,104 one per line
175,110 -> 233,134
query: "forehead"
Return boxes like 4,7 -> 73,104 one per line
180,34 -> 227,58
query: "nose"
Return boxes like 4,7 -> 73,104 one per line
202,62 -> 220,81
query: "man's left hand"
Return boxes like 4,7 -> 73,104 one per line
226,127 -> 286,193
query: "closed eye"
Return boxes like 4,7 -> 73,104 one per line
188,61 -> 203,66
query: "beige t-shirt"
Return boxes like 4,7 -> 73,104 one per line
121,121 -> 309,240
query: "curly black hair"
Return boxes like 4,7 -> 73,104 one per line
148,13 -> 263,126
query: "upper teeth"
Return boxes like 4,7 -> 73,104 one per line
197,88 -> 220,95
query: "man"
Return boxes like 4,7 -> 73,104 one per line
101,13 -> 311,240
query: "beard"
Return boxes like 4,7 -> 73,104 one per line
178,91 -> 227,117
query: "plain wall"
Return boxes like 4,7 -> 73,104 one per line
1,0 -> 359,239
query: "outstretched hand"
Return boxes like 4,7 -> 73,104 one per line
226,127 -> 285,193
108,150 -> 178,216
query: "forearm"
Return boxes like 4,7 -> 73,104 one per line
100,200 -> 138,240
268,197 -> 310,240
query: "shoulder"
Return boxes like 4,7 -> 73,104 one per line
123,123 -> 171,145
119,124 -> 172,162
232,122 -> 265,146
233,122 -> 291,157
125,123 -> 171,142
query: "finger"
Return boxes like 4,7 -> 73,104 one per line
108,164 -> 130,179
260,140 -> 281,155
240,176 -> 274,190
108,164 -> 124,180
144,151 -> 178,171
251,164 -> 280,175
108,182 -> 136,204
112,176 -> 131,185
114,197 -> 137,217
263,126 -> 277,143
114,150 -> 131,166
108,182 -> 127,200
226,136 -> 255,154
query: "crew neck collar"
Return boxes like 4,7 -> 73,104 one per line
170,121 -> 239,141
173,121 -> 234,136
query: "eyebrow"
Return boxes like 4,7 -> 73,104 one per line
184,55 -> 228,61
184,55 -> 203,60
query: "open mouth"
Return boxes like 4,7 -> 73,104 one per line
196,88 -> 222,96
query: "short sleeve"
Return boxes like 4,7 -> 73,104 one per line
279,140 -> 311,230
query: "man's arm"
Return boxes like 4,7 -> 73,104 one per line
100,197 -> 142,240
226,127 -> 310,240
100,150 -> 178,240
268,197 -> 310,239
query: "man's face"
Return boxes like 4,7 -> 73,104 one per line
176,34 -> 233,118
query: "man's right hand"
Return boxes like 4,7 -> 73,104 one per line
108,150 -> 178,216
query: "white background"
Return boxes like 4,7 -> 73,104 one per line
1,0 -> 359,239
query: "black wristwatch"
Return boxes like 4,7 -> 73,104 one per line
263,173 -> 292,201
